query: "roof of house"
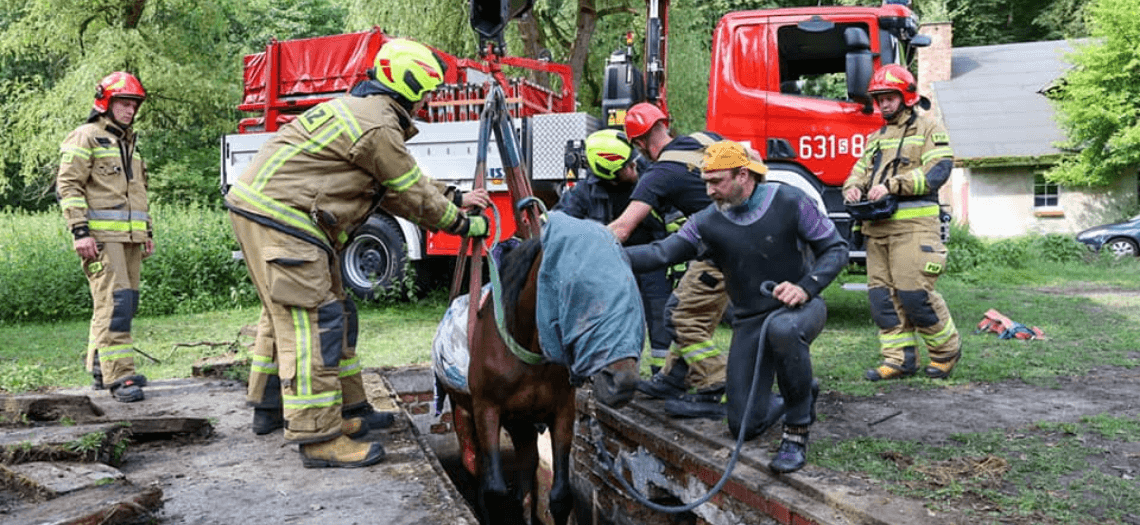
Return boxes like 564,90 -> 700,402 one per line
932,40 -> 1079,160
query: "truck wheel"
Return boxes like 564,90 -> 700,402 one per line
341,215 -> 407,300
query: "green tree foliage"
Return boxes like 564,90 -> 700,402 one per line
947,0 -> 1089,47
1045,0 -> 1140,188
0,0 -> 351,211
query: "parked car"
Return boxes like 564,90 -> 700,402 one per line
1075,214 -> 1140,257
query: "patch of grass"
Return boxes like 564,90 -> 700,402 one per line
814,421 -> 1140,524
64,432 -> 106,454
0,288 -> 455,391
1076,413 -> 1140,441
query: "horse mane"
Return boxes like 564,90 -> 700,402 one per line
497,236 -> 542,334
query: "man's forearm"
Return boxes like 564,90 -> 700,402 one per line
624,235 -> 698,273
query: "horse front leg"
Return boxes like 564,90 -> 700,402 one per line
504,422 -> 539,524
474,404 -> 526,525
548,399 -> 576,525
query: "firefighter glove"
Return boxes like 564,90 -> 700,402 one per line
463,214 -> 490,238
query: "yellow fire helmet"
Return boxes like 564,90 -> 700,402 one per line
373,38 -> 445,102
585,129 -> 635,180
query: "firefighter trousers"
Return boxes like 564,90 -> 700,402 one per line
634,268 -> 672,371
83,241 -> 141,386
865,228 -> 960,368
662,259 -> 728,391
230,212 -> 358,444
246,301 -> 370,415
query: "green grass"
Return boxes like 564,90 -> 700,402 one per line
0,289 -> 453,391
813,415 -> 1140,524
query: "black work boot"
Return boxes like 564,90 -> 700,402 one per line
662,383 -> 727,418
769,425 -> 810,474
637,359 -> 689,400
91,360 -> 104,391
343,403 -> 396,431
108,375 -> 146,403
252,407 -> 285,435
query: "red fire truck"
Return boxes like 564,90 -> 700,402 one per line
600,0 -> 938,264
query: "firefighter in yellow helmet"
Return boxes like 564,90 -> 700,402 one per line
226,39 -> 491,468
57,71 -> 152,403
842,64 -> 961,382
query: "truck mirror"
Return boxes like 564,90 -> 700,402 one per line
909,34 -> 932,48
843,27 -> 874,111
470,0 -> 534,42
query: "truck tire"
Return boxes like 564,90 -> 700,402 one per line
341,215 -> 407,301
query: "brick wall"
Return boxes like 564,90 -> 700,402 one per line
917,21 -> 953,99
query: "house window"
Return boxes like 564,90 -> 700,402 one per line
1034,173 -> 1059,208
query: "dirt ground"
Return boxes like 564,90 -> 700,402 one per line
807,288 -> 1140,524
6,289 -> 1138,524
7,373 -> 478,525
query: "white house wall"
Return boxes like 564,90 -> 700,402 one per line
952,166 -> 1135,239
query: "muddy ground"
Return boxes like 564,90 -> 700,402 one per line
5,289 -> 1139,524
806,288 -> 1140,524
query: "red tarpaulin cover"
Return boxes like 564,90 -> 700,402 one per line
242,31 -> 384,106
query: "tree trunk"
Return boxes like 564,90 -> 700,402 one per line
569,0 -> 599,102
123,0 -> 147,29
517,13 -> 550,86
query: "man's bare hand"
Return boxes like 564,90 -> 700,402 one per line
74,237 -> 98,260
843,187 -> 863,203
867,184 -> 890,201
772,281 -> 808,307
462,188 -> 492,209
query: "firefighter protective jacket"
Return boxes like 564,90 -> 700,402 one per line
57,115 -> 151,243
842,106 -> 954,236
225,95 -> 464,251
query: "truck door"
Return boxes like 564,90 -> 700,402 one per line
764,14 -> 880,188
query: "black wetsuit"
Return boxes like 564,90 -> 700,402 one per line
626,183 -> 848,438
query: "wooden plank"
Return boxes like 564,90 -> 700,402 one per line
3,462 -> 124,498
191,354 -> 250,379
122,417 -> 213,438
3,483 -> 163,525
0,418 -> 211,466
0,424 -> 132,466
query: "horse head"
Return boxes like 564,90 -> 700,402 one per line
591,357 -> 639,408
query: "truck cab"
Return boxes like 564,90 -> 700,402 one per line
706,3 -> 930,261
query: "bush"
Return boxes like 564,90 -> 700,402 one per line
946,227 -> 1092,276
140,203 -> 259,316
0,205 -> 258,324
945,222 -> 987,274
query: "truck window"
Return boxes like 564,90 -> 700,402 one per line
732,24 -> 766,90
777,22 -> 870,101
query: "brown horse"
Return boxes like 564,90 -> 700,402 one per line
441,236 -> 640,525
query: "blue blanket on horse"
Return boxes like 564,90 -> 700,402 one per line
537,211 -> 645,384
